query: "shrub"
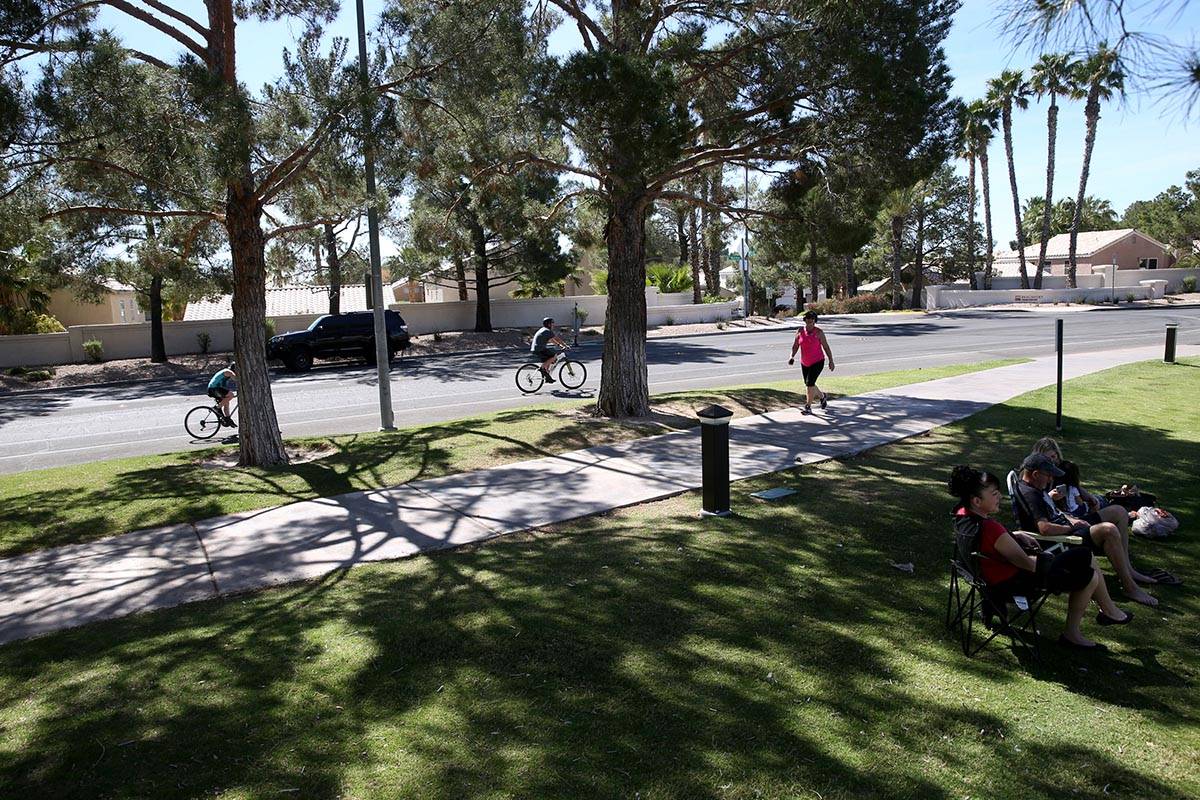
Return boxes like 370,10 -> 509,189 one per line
804,293 -> 891,316
1181,276 -> 1197,293
82,339 -> 104,363
665,315 -> 676,326
197,331 -> 212,354
0,310 -> 66,335
591,269 -> 608,295
645,262 -> 694,294
1125,293 -> 1137,303
702,294 -> 727,304
264,318 -> 277,338
433,330 -> 443,342
574,308 -> 589,325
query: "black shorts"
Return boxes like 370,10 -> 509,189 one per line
208,387 -> 230,401
534,348 -> 556,361
992,546 -> 1093,597
1076,526 -> 1105,554
800,360 -> 824,387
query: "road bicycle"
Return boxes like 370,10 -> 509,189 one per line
515,348 -> 587,394
185,398 -> 238,440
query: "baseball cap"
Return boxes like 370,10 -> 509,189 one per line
1021,453 -> 1065,477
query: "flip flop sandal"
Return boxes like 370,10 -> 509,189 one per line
1096,610 -> 1134,626
1147,568 -> 1183,586
1059,635 -> 1107,651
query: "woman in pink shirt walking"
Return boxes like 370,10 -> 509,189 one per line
787,310 -> 836,413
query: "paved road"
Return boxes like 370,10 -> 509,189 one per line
3,307 -> 1198,473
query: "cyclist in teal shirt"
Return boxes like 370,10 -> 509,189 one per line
207,363 -> 237,426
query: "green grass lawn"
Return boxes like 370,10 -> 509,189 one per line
0,357 -> 1196,799
0,359 -> 1024,558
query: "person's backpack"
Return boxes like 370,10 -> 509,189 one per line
1132,507 -> 1179,539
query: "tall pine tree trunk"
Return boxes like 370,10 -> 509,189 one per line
809,240 -> 820,304
911,201 -> 926,309
209,0 -> 287,467
844,254 -> 857,297
324,223 -> 341,315
980,149 -> 995,289
689,207 -> 701,304
228,185 -> 287,467
453,248 -> 469,300
1002,106 -> 1030,289
1068,91 -> 1101,289
1034,96 -> 1058,289
890,213 -> 906,310
149,273 -> 167,363
966,154 -> 979,290
676,208 -> 688,266
470,219 -> 492,332
596,192 -> 650,417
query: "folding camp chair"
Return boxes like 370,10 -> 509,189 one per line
945,535 -> 1050,659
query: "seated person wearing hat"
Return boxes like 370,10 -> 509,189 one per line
951,465 -> 1131,650
1016,453 -> 1158,608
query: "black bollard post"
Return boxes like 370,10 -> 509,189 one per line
1055,318 -> 1063,432
697,404 -> 734,516
1164,323 -> 1178,364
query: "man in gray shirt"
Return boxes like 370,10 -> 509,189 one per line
530,317 -> 567,382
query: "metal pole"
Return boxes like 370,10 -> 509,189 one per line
1110,258 -> 1117,304
741,165 -> 751,317
697,404 -> 733,516
1165,323 -> 1178,364
356,0 -> 394,430
1055,318 -> 1063,432
573,301 -> 580,347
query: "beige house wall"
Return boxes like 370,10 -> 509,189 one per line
1044,233 -> 1175,276
46,288 -> 146,327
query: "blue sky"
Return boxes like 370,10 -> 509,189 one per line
97,1 -> 1199,253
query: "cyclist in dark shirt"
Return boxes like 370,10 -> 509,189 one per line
530,317 -> 567,383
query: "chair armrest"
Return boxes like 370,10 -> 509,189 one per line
1017,530 -> 1084,546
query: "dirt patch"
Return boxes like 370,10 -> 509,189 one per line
195,442 -> 338,470
406,329 -> 528,355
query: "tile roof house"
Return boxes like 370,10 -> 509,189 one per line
992,228 -> 1175,278
183,283 -> 405,321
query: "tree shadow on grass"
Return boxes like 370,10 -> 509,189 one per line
0,370 -> 1195,798
2,505 -> 1194,800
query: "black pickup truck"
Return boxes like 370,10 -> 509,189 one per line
267,311 -> 411,372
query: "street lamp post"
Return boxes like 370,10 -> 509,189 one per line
355,0 -> 394,430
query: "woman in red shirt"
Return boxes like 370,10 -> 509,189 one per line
949,465 -> 1132,650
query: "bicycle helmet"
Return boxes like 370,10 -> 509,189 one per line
542,317 -> 554,327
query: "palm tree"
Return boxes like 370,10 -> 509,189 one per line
965,99 -> 999,288
1066,45 -> 1124,288
986,70 -> 1032,289
1029,53 -> 1078,288
958,107 -> 981,290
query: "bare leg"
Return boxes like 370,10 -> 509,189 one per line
805,385 -> 815,407
1093,523 -> 1157,606
1087,566 -> 1128,620
1100,505 -> 1153,583
1063,568 -> 1100,647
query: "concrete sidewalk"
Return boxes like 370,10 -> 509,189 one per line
2,344 -> 1192,645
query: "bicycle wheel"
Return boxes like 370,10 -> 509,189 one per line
515,364 -> 545,394
557,359 -> 587,390
185,405 -> 224,440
